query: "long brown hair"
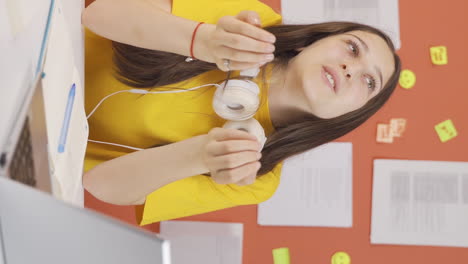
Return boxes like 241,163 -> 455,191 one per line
112,21 -> 401,176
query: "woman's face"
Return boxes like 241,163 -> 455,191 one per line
288,30 -> 395,119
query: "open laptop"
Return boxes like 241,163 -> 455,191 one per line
0,79 -> 53,193
0,176 -> 171,264
0,0 -> 54,193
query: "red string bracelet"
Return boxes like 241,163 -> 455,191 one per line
188,22 -> 205,61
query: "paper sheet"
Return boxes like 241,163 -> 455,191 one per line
280,0 -> 401,49
371,159 -> 468,247
258,142 -> 353,227
4,0 -> 35,37
160,221 -> 243,264
41,1 -> 88,207
1,0 -> 15,41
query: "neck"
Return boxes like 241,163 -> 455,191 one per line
267,63 -> 308,129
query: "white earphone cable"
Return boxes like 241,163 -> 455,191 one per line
87,139 -> 144,151
87,90 -> 129,119
87,83 -> 221,151
87,83 -> 221,120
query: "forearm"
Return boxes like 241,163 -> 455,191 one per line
82,0 -> 214,58
83,135 -> 209,205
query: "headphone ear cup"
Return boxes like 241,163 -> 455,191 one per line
213,80 -> 260,121
223,118 -> 267,150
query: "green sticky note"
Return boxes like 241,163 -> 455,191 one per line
273,247 -> 290,264
435,119 -> 457,143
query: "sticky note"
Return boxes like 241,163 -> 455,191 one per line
399,70 -> 416,89
331,251 -> 351,264
435,119 -> 457,142
376,123 -> 393,143
430,46 -> 448,65
273,248 -> 290,264
389,118 -> 407,137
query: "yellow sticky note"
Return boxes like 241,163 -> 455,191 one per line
430,46 -> 448,65
273,248 -> 290,264
331,251 -> 351,264
399,69 -> 416,89
435,119 -> 458,142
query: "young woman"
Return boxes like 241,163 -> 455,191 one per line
82,0 -> 401,225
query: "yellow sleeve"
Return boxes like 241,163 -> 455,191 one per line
172,0 -> 282,27
138,162 -> 283,225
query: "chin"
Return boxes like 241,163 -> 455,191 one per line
311,105 -> 345,119
313,112 -> 338,119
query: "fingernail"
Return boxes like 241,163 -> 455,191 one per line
264,54 -> 274,61
266,45 -> 275,52
267,35 -> 276,43
253,18 -> 260,26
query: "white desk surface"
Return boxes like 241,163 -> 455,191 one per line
61,0 -> 84,85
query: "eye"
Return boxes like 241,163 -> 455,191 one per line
366,76 -> 377,92
347,40 -> 359,56
347,39 -> 378,93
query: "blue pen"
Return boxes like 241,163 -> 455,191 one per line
58,83 -> 76,153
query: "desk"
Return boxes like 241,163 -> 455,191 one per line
84,0 -> 468,263
41,0 -> 85,206
61,0 -> 84,86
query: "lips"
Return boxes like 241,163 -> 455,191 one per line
322,66 -> 339,93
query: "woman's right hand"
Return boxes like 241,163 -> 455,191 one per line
196,10 -> 276,71
201,127 -> 263,186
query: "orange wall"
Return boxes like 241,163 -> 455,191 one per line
84,0 -> 468,263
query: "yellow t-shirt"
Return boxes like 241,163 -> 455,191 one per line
84,0 -> 283,225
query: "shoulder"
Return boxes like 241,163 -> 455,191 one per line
256,161 -> 284,201
228,161 -> 284,204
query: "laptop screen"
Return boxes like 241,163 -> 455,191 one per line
0,177 -> 171,264
0,0 -> 54,154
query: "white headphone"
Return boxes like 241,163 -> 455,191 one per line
87,67 -> 266,151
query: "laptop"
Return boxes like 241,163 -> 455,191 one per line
0,79 -> 53,193
0,176 -> 171,264
0,0 -> 54,193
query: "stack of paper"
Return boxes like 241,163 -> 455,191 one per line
371,159 -> 468,247
258,142 -> 353,227
160,221 -> 243,264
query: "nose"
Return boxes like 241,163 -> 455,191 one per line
340,64 -> 352,79
341,62 -> 366,81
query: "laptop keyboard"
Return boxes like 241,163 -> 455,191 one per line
9,118 -> 37,187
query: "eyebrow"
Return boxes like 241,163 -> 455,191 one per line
345,33 -> 383,91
